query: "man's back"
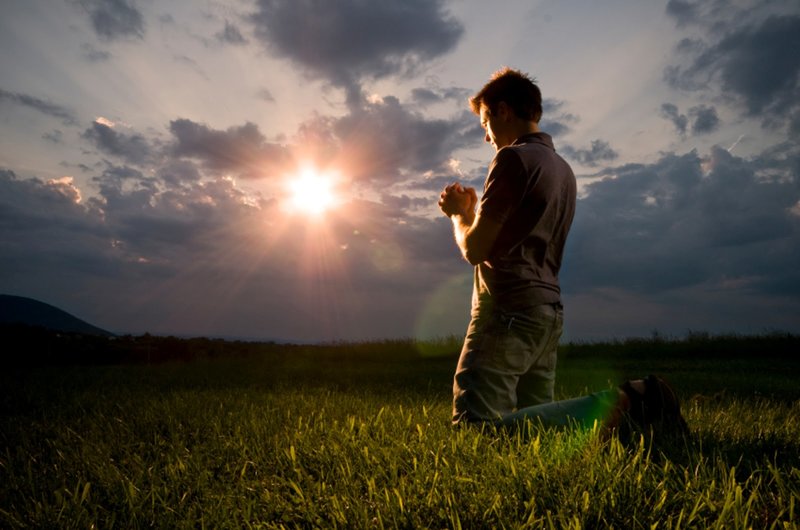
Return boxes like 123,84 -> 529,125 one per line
474,132 -> 576,312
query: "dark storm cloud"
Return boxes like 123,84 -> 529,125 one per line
0,88 -> 77,125
249,0 -> 463,104
82,121 -> 152,165
168,119 -> 288,177
560,140 -> 618,167
79,0 -> 145,41
664,2 -> 800,126
564,146 -> 800,299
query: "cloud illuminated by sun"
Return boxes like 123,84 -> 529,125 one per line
285,166 -> 339,217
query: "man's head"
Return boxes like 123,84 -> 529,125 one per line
470,67 -> 542,123
470,67 -> 542,150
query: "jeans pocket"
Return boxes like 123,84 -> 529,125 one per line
484,317 -> 529,372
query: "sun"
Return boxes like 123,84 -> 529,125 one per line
285,167 -> 339,217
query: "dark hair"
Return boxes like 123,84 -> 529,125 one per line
469,67 -> 542,123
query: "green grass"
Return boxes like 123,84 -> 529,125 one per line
1,334 -> 799,528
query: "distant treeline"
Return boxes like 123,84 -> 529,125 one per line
1,324 -> 463,365
2,323 -> 798,366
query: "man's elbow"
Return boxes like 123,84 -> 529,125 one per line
463,246 -> 488,266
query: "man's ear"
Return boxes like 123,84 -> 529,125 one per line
496,101 -> 512,121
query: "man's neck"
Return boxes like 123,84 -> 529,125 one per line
510,122 -> 540,144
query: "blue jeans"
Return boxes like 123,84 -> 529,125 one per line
452,303 -> 564,423
496,389 -> 618,429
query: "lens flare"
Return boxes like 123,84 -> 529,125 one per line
286,167 -> 338,217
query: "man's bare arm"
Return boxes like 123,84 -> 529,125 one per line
439,183 -> 502,265
451,212 -> 502,265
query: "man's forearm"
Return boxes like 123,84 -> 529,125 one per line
451,212 -> 476,263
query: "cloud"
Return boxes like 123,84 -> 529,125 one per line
249,0 -> 463,104
540,99 -> 578,137
0,88 -> 77,125
3,136 -> 798,340
689,105 -> 720,134
256,88 -> 275,103
660,103 -> 688,137
410,88 -> 443,106
168,119 -> 289,177
791,112 -> 800,139
80,92 -> 479,200
560,140 -> 619,167
157,159 -> 202,188
315,95 -> 479,183
42,130 -> 64,144
712,15 -> 800,116
660,103 -> 719,136
0,169 -> 110,285
1,84 -> 476,339
172,55 -> 209,80
216,20 -> 248,46
82,120 -> 152,165
564,145 -> 800,301
81,43 -> 112,62
410,86 -> 470,107
79,0 -> 145,41
664,0 -> 698,28
0,158 -> 467,341
87,165 -> 263,261
665,3 -> 800,127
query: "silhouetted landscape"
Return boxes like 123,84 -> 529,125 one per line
1,295 -> 797,400
0,295 -> 114,337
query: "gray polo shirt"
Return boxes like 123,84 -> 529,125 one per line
473,132 -> 576,313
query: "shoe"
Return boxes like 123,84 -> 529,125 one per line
617,374 -> 689,443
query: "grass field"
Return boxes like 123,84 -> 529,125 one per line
1,333 -> 799,528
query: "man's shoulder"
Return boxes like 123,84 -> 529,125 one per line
503,136 -> 570,172
487,147 -> 526,182
512,132 -> 555,149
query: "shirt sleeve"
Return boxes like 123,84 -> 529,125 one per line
478,147 -> 526,225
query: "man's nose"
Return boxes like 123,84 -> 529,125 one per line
484,132 -> 490,143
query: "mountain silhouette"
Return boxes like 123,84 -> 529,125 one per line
0,295 -> 114,337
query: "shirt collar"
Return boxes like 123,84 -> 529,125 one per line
511,132 -> 554,150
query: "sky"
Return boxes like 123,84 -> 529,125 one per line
1,0 -> 798,343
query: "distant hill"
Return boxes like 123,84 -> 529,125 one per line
0,295 -> 114,337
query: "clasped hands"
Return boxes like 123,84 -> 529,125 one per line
438,182 -> 477,218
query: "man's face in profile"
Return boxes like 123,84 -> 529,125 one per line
479,103 -> 512,151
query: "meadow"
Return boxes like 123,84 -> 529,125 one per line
1,332 -> 799,528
